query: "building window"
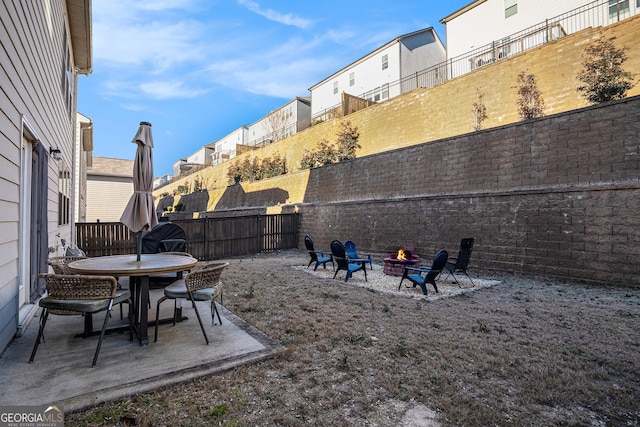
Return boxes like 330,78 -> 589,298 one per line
333,81 -> 338,94
382,54 -> 388,70
373,87 -> 381,102
61,26 -> 73,118
505,0 -> 517,18
349,72 -> 355,86
609,0 -> 629,18
382,83 -> 389,100
58,160 -> 71,226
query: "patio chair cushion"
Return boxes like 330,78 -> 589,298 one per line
38,289 -> 131,313
163,279 -> 219,301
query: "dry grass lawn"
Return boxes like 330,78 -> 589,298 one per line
67,250 -> 640,426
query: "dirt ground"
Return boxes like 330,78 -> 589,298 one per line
67,250 -> 640,426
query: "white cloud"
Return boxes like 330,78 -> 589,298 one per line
237,0 -> 313,29
89,0 -> 382,102
93,20 -> 205,72
139,80 -> 208,100
91,1 -> 211,101
120,103 -> 145,112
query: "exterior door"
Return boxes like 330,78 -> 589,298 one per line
19,138 -> 48,308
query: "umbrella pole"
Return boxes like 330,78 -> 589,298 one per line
137,232 -> 142,261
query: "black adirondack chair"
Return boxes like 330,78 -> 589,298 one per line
331,240 -> 367,283
304,236 -> 333,271
444,238 -> 475,288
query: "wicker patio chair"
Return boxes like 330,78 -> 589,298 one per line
154,262 -> 229,345
46,256 -> 87,274
29,274 -> 132,367
47,255 -> 130,321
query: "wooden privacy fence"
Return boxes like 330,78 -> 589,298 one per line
76,213 -> 300,259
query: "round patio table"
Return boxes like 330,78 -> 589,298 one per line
68,254 -> 198,345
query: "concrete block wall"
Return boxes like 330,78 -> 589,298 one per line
157,16 -> 640,212
299,95 -> 640,286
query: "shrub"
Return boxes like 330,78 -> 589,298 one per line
226,153 -> 287,184
577,36 -> 636,104
300,122 -> 360,169
334,121 -> 360,161
515,71 -> 545,120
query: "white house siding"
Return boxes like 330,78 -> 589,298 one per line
310,45 -> 401,118
400,33 -> 439,75
74,113 -> 93,223
85,157 -> 133,223
85,175 -> 133,222
295,99 -> 311,132
443,0 -> 614,60
0,1 -> 90,351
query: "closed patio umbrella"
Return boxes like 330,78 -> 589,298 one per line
120,121 -> 158,260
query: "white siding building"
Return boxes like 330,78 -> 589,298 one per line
309,28 -> 446,119
153,174 -> 172,189
211,126 -> 248,165
247,97 -> 311,147
85,158 -> 134,223
74,113 -> 94,223
0,1 -> 92,351
172,146 -> 216,177
441,0 -> 640,76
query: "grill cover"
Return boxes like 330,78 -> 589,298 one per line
141,222 -> 186,253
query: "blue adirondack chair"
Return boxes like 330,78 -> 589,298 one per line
344,240 -> 373,270
399,249 -> 448,295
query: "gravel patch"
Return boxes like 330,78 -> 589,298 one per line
294,262 -> 500,301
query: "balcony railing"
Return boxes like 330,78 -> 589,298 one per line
311,0 -> 639,123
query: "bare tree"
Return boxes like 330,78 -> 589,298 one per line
264,108 -> 289,143
472,88 -> 488,131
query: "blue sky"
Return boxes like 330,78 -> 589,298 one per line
78,0 -> 470,176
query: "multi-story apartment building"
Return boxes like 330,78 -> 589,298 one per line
172,146 -> 216,177
211,126 -> 248,166
308,27 -> 446,120
247,97 -> 311,147
441,0 -> 640,77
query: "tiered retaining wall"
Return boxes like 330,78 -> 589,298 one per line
298,95 -> 640,286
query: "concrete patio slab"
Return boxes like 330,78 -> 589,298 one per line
0,288 -> 280,412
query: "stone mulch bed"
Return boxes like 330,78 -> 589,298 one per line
294,262 -> 500,300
